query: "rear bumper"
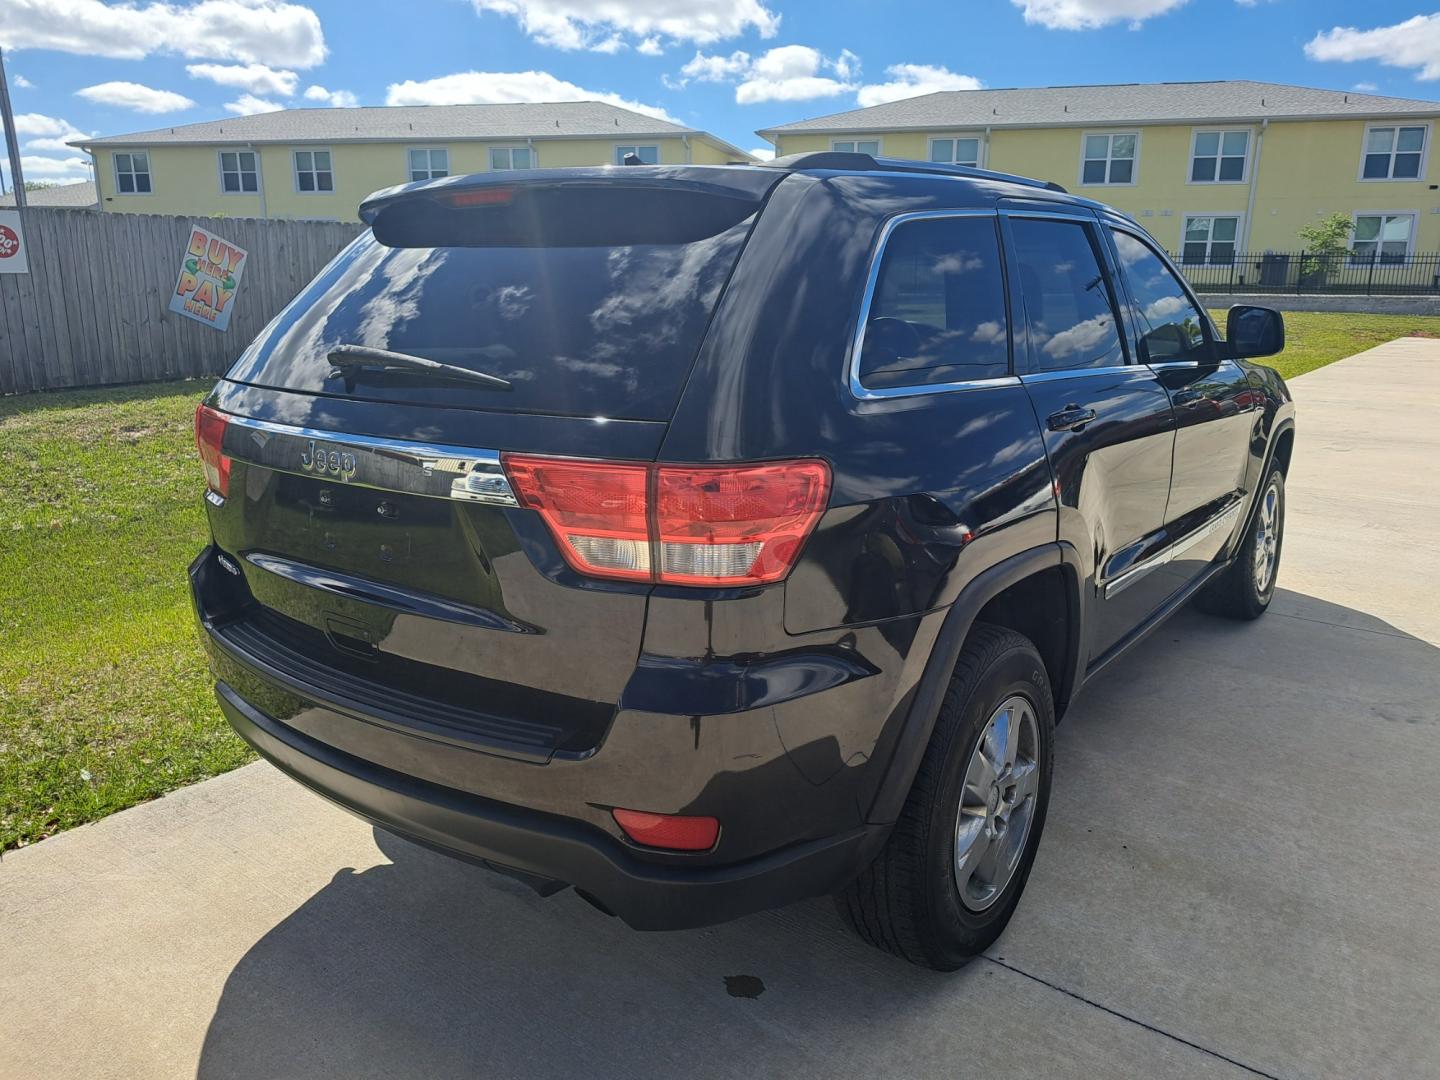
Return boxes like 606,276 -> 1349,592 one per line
217,680 -> 885,930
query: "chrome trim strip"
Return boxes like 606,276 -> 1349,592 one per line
218,414 -> 518,507
1147,360 -> 1202,370
1018,365 -> 1138,384
848,209 -> 1021,402
1102,501 -> 1243,600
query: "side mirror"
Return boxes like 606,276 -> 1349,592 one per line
1226,305 -> 1284,359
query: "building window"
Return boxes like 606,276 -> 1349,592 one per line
1190,130 -> 1248,183
218,150 -> 258,193
1181,216 -> 1241,264
1361,126 -> 1427,180
614,144 -> 659,164
408,148 -> 449,181
833,139 -> 880,155
293,149 -> 333,192
114,152 -> 151,194
1081,133 -> 1138,186
1352,213 -> 1415,262
930,138 -> 981,167
489,146 -> 533,170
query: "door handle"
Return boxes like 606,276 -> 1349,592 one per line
1046,404 -> 1098,432
1173,390 -> 1206,406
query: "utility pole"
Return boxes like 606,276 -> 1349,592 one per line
0,46 -> 27,208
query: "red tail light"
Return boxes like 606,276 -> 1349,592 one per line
612,808 -> 720,851
503,455 -> 830,587
194,403 -> 231,497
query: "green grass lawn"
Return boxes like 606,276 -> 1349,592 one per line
1210,310 -> 1440,381
0,381 -> 254,852
2,310 -> 1437,852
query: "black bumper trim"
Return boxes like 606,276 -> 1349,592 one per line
216,681 -> 887,931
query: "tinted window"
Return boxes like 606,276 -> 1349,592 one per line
858,215 -> 1010,388
227,215 -> 755,419
1010,218 -> 1125,373
1109,230 -> 1208,363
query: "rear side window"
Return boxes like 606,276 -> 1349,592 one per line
1009,217 -> 1126,373
858,215 -> 1010,389
1109,229 -> 1209,364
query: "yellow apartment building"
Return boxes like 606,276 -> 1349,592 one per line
759,81 -> 1440,260
69,101 -> 755,222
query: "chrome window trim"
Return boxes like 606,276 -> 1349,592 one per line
1147,360 -> 1202,370
1102,500 -> 1243,599
1018,365 -> 1136,384
847,209 -> 1020,402
217,413 -> 518,506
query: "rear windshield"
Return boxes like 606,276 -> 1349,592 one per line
225,216 -> 754,420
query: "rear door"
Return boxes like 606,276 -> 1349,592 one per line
1003,207 -> 1178,664
200,170 -> 779,760
1104,225 -> 1255,593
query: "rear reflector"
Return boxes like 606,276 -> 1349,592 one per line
503,455 -> 830,586
612,808 -> 720,852
194,404 -> 231,498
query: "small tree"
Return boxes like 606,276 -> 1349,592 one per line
1298,212 -> 1353,281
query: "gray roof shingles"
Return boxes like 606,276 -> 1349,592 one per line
70,100 -> 752,156
0,181 -> 98,208
758,80 -> 1440,136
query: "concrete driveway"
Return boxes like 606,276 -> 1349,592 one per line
3,339 -> 1438,1080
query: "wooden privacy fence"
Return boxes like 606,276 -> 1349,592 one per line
0,209 -> 363,395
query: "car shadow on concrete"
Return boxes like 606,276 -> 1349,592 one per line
194,589 -> 1440,1080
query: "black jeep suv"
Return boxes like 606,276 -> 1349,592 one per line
191,153 -> 1294,969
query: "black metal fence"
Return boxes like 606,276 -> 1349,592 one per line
1168,250 -> 1440,296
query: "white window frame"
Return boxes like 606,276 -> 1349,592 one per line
406,147 -> 449,182
1358,123 -> 1431,182
1187,127 -> 1251,185
928,134 -> 984,168
1078,130 -> 1141,188
831,137 -> 882,155
216,149 -> 260,196
488,146 -> 534,171
613,144 -> 659,165
1349,210 -> 1418,262
292,148 -> 335,194
1179,213 -> 1245,264
112,150 -> 152,196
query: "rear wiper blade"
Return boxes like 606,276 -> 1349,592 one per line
326,345 -> 512,391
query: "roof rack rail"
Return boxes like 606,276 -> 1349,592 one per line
760,151 -> 1068,194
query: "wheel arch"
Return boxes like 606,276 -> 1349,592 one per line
862,542 -> 1083,826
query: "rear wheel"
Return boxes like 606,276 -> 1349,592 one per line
1195,467 -> 1285,621
836,624 -> 1054,970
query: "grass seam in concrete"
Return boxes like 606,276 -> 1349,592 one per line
980,956 -> 1281,1079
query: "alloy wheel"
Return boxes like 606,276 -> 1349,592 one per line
954,695 -> 1040,912
1252,481 -> 1280,593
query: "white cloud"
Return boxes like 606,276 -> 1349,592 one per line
20,154 -> 91,180
1306,15 -> 1440,81
224,93 -> 283,115
75,81 -> 196,113
637,36 -> 663,56
1009,0 -> 1188,30
469,0 -> 779,50
5,111 -> 93,153
186,62 -> 299,97
748,145 -> 775,161
385,69 -> 677,123
25,134 -> 88,152
13,74 -> 34,88
678,45 -> 858,103
304,85 -> 359,107
1353,81 -> 1379,93
0,0 -> 326,67
856,63 -> 982,107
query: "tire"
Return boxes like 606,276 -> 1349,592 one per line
836,624 -> 1055,970
1194,467 -> 1285,621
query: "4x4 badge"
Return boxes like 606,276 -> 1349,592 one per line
299,438 -> 357,481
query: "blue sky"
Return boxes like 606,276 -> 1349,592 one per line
3,0 -> 1439,186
